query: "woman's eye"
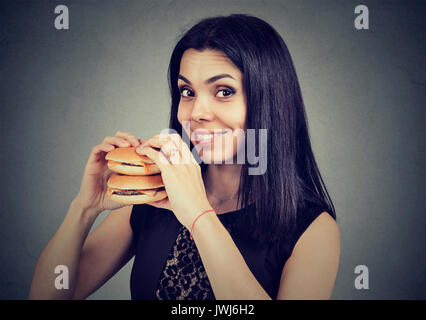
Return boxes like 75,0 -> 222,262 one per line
216,89 -> 235,98
179,86 -> 235,98
180,88 -> 194,98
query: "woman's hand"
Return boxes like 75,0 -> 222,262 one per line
74,131 -> 144,214
136,133 -> 213,230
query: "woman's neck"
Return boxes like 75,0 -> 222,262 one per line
203,163 -> 243,211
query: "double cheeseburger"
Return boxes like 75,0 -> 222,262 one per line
105,147 -> 167,204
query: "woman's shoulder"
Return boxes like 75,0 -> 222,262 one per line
277,197 -> 335,253
289,198 -> 339,254
297,198 -> 334,224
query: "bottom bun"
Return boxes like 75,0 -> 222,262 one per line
108,189 -> 168,205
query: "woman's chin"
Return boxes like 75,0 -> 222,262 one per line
192,137 -> 241,164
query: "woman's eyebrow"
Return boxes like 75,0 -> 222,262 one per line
178,74 -> 236,85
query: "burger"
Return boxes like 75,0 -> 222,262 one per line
105,146 -> 167,204
107,173 -> 167,204
105,146 -> 160,175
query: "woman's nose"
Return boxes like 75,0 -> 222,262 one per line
191,96 -> 214,122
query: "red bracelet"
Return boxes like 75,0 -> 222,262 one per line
190,209 -> 216,240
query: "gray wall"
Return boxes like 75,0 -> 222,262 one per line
0,0 -> 424,299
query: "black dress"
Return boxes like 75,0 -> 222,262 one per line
129,199 -> 333,300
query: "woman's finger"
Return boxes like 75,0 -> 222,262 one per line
146,196 -> 172,212
161,133 -> 196,165
90,143 -> 116,157
143,134 -> 183,155
138,145 -> 172,171
143,136 -> 183,165
114,130 -> 140,147
86,143 -> 115,166
103,136 -> 131,148
141,134 -> 171,150
168,133 -> 197,165
141,134 -> 196,165
93,143 -> 115,154
161,141 -> 181,165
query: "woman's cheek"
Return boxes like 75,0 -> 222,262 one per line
177,109 -> 192,141
177,105 -> 184,124
233,129 -> 246,160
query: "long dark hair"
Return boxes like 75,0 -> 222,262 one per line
167,14 -> 335,243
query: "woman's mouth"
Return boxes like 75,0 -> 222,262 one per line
193,129 -> 230,146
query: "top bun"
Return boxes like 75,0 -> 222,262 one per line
105,146 -> 155,165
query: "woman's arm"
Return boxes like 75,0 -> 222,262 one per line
192,211 -> 340,300
29,201 -> 134,299
29,198 -> 99,299
70,204 -> 134,300
29,130 -> 142,299
191,214 -> 272,300
276,212 -> 340,299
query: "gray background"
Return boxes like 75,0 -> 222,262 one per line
0,0 -> 425,299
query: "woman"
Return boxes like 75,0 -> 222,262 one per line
29,14 -> 340,300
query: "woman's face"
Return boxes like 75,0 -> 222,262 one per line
177,49 -> 246,164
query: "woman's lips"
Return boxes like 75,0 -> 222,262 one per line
193,129 -> 229,146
